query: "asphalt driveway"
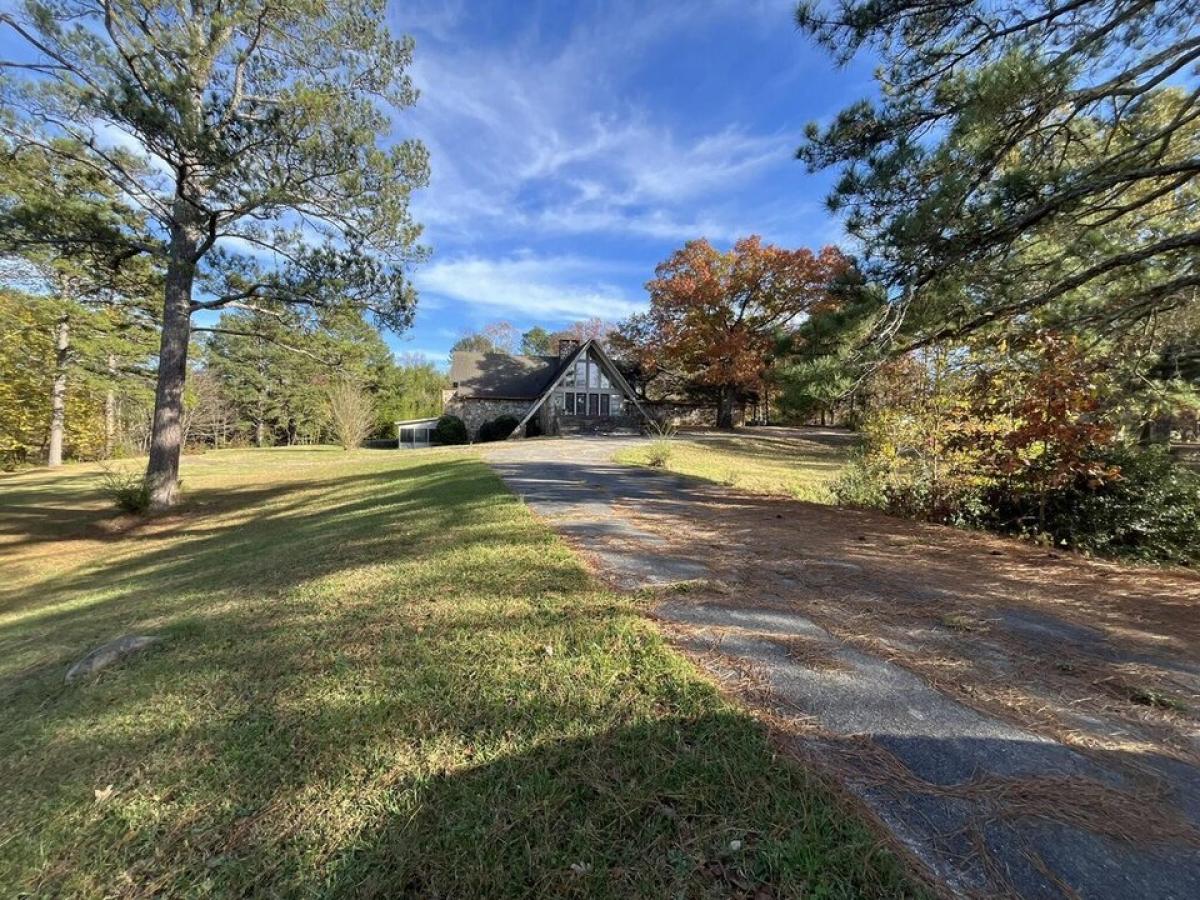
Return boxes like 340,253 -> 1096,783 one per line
483,433 -> 1200,899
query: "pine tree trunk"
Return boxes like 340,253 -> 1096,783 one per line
716,387 -> 735,430
47,314 -> 70,467
146,225 -> 198,509
104,353 -> 117,459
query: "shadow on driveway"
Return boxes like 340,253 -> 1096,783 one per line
484,435 -> 1200,898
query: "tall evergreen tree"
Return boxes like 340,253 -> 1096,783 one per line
795,0 -> 1200,350
202,305 -> 392,446
1,0 -> 428,506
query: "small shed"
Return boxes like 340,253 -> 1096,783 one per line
395,417 -> 439,448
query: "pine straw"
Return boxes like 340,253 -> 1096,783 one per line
828,625 -> 1200,763
674,624 -> 1198,842
768,634 -> 850,672
661,616 -> 1200,899
826,735 -> 1199,847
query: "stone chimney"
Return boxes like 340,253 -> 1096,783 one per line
558,338 -> 581,358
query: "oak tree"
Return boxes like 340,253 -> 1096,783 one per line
621,237 -> 848,428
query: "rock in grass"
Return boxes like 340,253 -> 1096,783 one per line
65,635 -> 161,683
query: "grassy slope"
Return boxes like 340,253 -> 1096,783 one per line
0,448 -> 917,898
616,431 -> 853,503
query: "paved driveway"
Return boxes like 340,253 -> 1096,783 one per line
483,434 -> 1200,899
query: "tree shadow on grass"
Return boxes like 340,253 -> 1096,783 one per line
0,446 -> 923,898
3,602 -> 926,899
0,456 -> 589,690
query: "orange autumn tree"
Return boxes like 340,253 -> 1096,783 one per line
621,237 -> 849,427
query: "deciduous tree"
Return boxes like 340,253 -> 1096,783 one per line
325,378 -> 376,451
551,317 -> 614,348
0,141 -> 159,465
520,326 -> 552,355
621,237 -> 848,428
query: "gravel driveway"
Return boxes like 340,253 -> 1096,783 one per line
483,433 -> 1200,899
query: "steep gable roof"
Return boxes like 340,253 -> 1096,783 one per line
509,339 -> 650,436
448,351 -> 565,399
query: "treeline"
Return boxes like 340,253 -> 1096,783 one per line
194,306 -> 445,450
0,291 -> 445,469
449,318 -> 614,357
0,289 -> 156,468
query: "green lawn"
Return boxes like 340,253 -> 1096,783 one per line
0,447 -> 916,898
616,430 -> 854,503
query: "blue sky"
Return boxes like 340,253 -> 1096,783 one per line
0,0 -> 877,364
388,0 -> 877,364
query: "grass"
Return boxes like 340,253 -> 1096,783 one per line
615,429 -> 854,503
0,447 -> 919,898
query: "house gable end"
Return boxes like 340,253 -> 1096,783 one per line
508,340 -> 648,437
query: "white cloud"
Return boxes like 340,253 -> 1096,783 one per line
401,9 -> 795,244
415,253 -> 646,321
93,122 -> 174,178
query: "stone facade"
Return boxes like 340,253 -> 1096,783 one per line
645,401 -> 744,428
548,406 -> 642,435
443,397 -> 533,441
442,343 -> 654,439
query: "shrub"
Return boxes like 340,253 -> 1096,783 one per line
839,440 -> 1200,565
838,335 -> 1200,564
98,466 -> 151,514
431,414 -> 468,445
831,451 -> 888,509
987,446 -> 1200,564
832,404 -> 993,526
325,379 -> 376,450
477,414 -> 520,443
644,419 -> 676,468
645,440 -> 672,468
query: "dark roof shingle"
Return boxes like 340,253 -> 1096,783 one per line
448,351 -> 565,399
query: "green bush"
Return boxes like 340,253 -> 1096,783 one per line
831,452 -> 888,509
98,466 -> 151,514
832,446 -> 989,527
986,446 -> 1200,564
477,415 -> 520,443
838,442 -> 1200,565
431,414 -> 468,445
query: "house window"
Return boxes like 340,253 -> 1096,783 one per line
587,359 -> 599,389
588,393 -> 599,416
565,392 -> 576,415
600,394 -> 610,416
599,369 -> 610,389
574,359 -> 587,387
398,425 -> 433,447
564,366 -> 575,387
